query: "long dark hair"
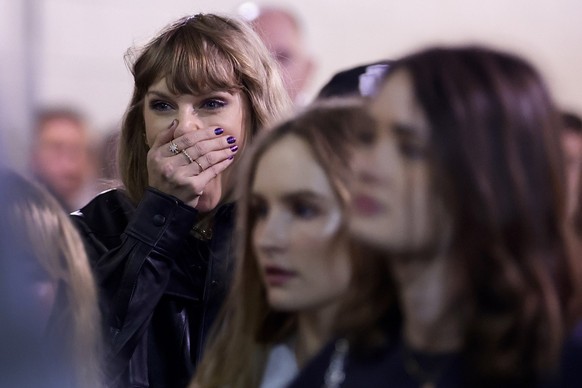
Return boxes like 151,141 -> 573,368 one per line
341,46 -> 582,385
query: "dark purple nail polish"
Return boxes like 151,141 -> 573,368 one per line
228,155 -> 234,160
227,136 -> 236,144
214,128 -> 224,135
230,145 -> 238,152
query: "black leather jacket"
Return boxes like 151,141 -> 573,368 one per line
71,188 -> 235,388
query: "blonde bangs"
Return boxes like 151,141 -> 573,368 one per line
152,24 -> 242,95
131,19 -> 243,96
167,43 -> 241,95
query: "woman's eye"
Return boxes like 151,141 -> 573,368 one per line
250,198 -> 268,220
356,128 -> 377,145
200,99 -> 226,110
291,200 -> 320,219
399,140 -> 427,160
149,100 -> 174,112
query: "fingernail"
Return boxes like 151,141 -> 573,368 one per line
169,119 -> 178,129
214,128 -> 224,135
230,145 -> 238,152
227,136 -> 236,144
228,155 -> 234,160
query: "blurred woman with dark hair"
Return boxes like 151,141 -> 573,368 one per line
290,46 -> 582,388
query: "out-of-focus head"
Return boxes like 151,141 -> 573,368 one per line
120,13 -> 291,203
560,111 -> 582,219
348,46 -> 576,380
317,62 -> 391,100
30,108 -> 93,210
350,69 -> 439,255
236,99 -> 374,325
249,6 -> 315,105
251,133 -> 351,313
0,169 -> 101,386
353,46 -> 565,259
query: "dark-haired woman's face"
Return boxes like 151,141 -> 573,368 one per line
251,135 -> 351,313
350,70 -> 440,253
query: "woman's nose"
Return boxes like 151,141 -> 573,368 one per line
254,211 -> 289,254
353,137 -> 401,184
173,107 -> 203,137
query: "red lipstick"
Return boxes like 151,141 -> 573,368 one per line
352,194 -> 385,216
263,265 -> 296,286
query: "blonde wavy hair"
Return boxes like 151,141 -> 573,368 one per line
2,170 -> 103,387
119,13 -> 292,204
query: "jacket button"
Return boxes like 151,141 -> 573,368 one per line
152,214 -> 166,226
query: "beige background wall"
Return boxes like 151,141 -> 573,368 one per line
2,0 -> 581,168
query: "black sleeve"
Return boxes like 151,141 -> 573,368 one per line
71,188 -> 198,381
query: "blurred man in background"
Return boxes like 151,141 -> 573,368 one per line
250,5 -> 316,106
29,108 -> 98,212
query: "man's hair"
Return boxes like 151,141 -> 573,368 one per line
34,107 -> 86,130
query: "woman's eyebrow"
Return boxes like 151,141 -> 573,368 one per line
146,90 -> 237,99
393,123 -> 419,135
392,122 -> 429,140
199,89 -> 238,97
281,190 -> 327,202
146,90 -> 174,99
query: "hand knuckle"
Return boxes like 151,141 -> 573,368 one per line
160,162 -> 176,179
181,136 -> 193,149
192,142 -> 205,156
201,154 -> 213,166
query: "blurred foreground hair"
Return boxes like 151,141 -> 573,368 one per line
340,46 -> 582,386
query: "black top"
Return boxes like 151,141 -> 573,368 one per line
290,333 -> 582,388
71,188 -> 235,388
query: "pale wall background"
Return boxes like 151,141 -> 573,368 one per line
1,0 -> 582,169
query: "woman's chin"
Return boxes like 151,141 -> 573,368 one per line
349,218 -> 393,250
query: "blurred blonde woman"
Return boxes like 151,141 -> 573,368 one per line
1,170 -> 102,387
193,100 -> 376,388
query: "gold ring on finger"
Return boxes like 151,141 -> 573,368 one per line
194,159 -> 204,174
182,149 -> 193,164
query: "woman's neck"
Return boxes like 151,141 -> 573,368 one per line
294,303 -> 338,367
392,253 -> 465,353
